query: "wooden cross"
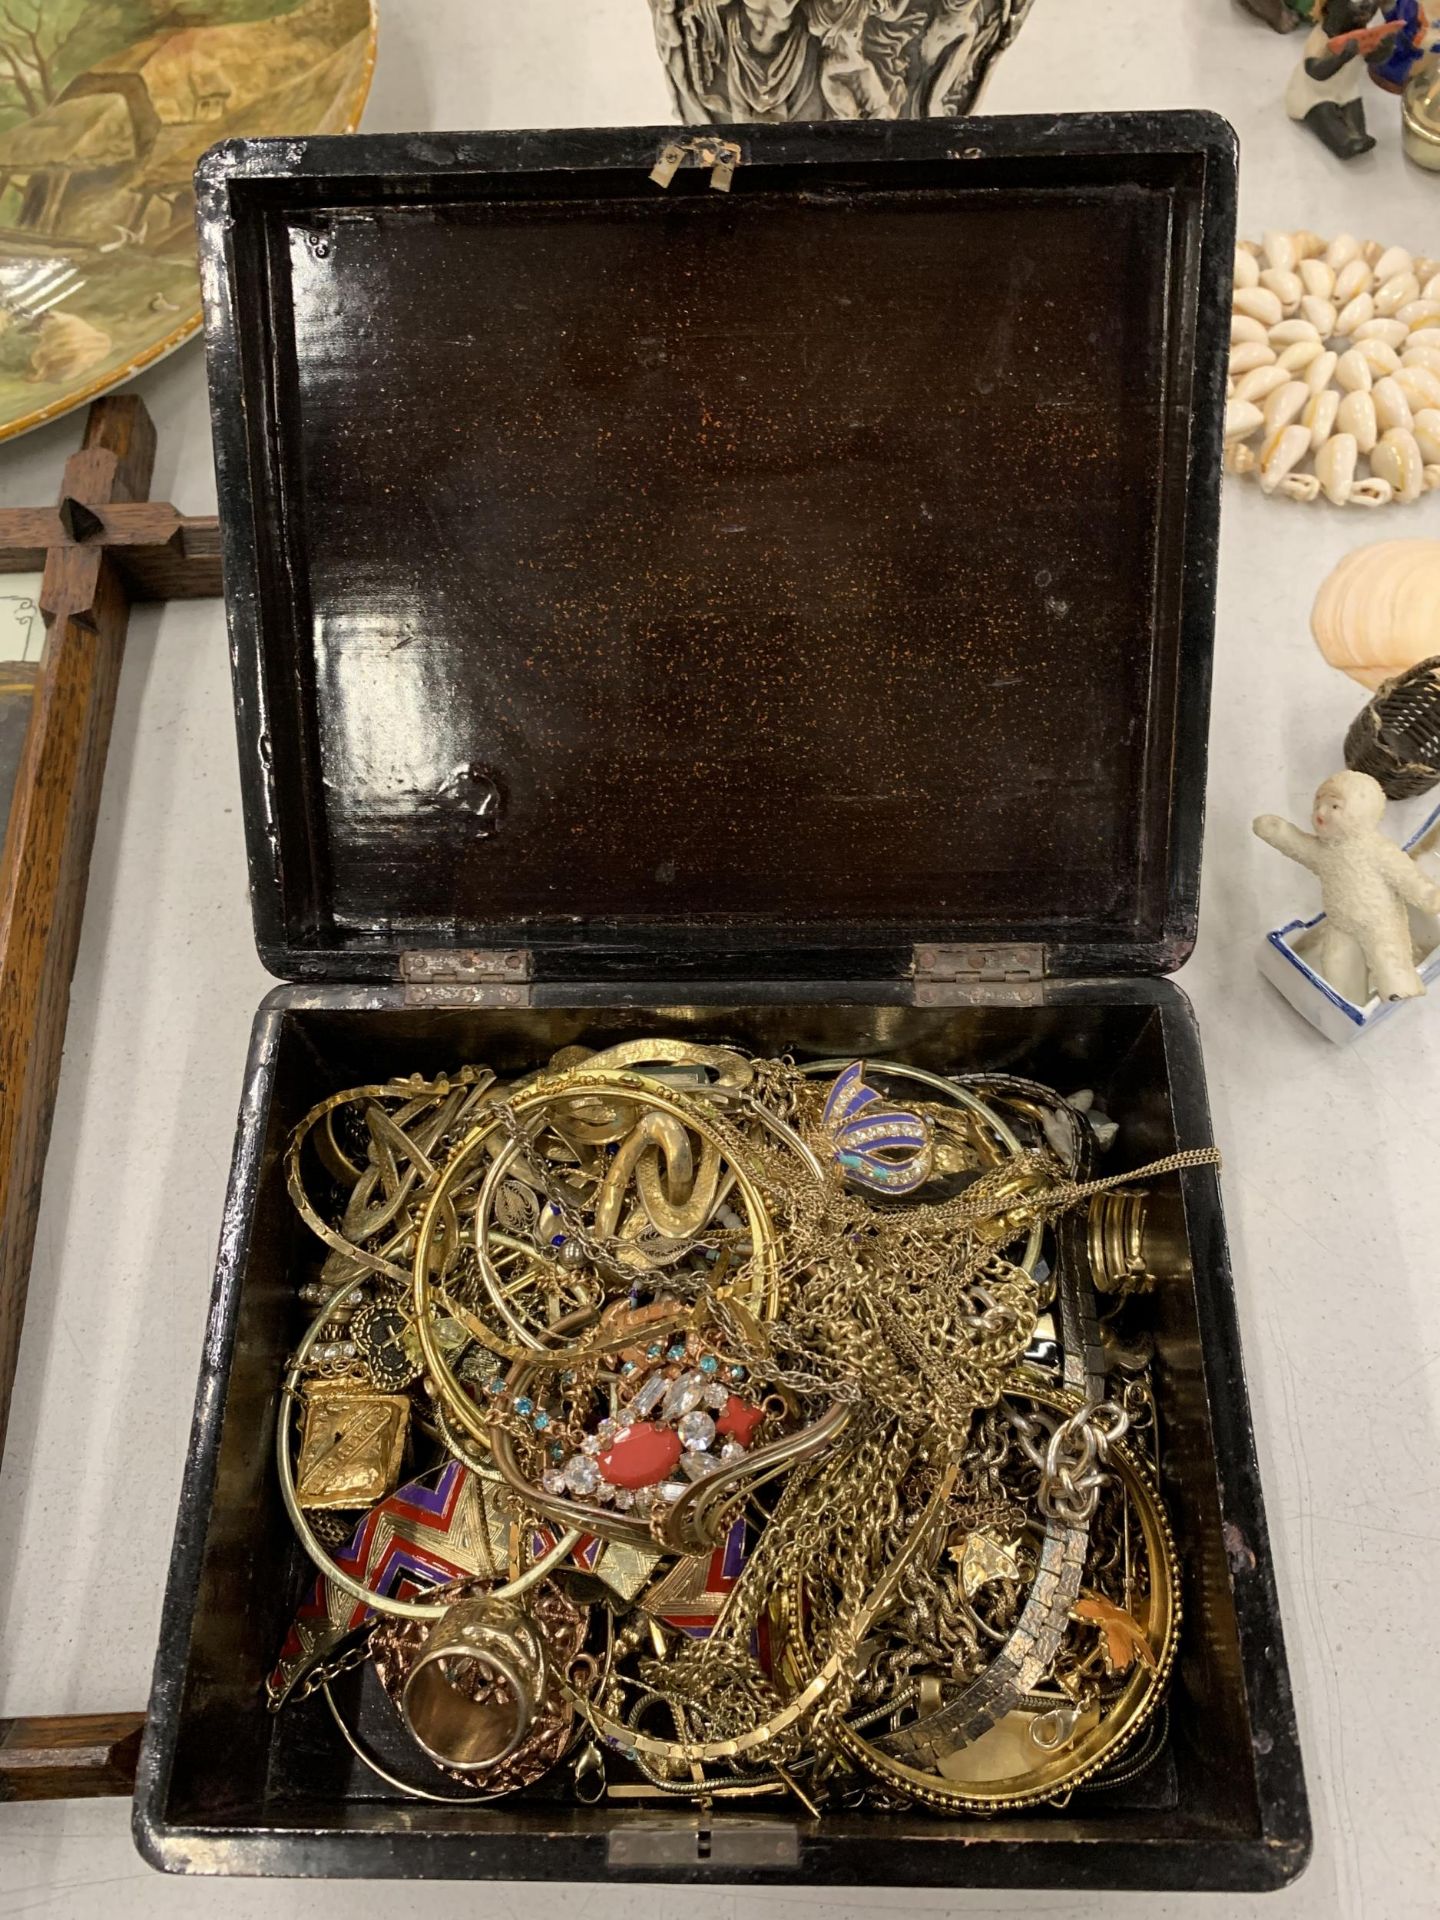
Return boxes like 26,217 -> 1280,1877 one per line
0,394 -> 220,1801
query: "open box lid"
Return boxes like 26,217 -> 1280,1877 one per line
196,115 -> 1235,989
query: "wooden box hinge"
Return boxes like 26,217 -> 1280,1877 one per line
912,942 -> 1046,1007
650,136 -> 743,192
399,948 -> 533,1007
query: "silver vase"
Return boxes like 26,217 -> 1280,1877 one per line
647,0 -> 1036,123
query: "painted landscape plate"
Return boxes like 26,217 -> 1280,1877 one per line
0,0 -> 376,444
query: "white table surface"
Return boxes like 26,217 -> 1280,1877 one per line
1,2 -> 1437,1915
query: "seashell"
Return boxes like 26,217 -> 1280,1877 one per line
1260,267 -> 1302,312
1230,341 -> 1276,376
1372,376 -> 1413,432
1300,294 -> 1338,337
1338,387 -> 1379,452
1373,245 -> 1413,283
1395,366 -> 1440,412
1356,338 -> 1401,377
1263,230 -> 1297,273
1336,291 -> 1376,335
1236,286 -> 1284,326
1263,379 -> 1310,434
1312,538 -> 1440,685
1259,423 -> 1311,493
1412,408 -> 1440,463
1233,362 -> 1291,405
1315,432 -> 1358,504
1306,349 -> 1339,393
1279,471 -> 1322,502
1352,317 -> 1409,349
1376,272 -> 1420,317
1372,428 -> 1424,503
26,311 -> 112,386
1228,235 -> 1440,511
1304,386 -> 1339,450
1326,232 -> 1361,271
1268,318 -> 1321,347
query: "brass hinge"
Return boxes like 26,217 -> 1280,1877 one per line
399,948 -> 533,1008
650,136 -> 742,192
912,942 -> 1046,1007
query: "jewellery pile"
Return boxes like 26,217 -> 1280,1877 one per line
1227,230 -> 1440,504
270,1040 -> 1216,1813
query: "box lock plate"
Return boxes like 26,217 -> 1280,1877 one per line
912,942 -> 1046,1007
399,948 -> 533,1007
606,1822 -> 800,1870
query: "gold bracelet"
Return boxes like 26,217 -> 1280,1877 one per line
774,1394 -> 1180,1812
573,1465 -> 957,1767
275,1274 -> 582,1621
411,1069 -> 784,1448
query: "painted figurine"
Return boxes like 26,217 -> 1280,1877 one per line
1285,0 -> 1417,158
1366,0 -> 1434,89
1254,770 -> 1440,1001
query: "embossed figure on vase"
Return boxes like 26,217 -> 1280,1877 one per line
647,0 -> 1035,123
1254,770 -> 1440,1001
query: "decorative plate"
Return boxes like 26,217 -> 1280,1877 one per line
0,0 -> 376,445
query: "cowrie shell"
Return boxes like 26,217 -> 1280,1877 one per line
1259,423 -> 1311,492
1315,431 -> 1358,504
1337,388 -> 1378,453
1303,387 -> 1339,451
1371,428 -> 1423,503
1372,376 -> 1414,432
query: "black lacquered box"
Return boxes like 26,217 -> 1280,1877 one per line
134,116 -> 1310,1890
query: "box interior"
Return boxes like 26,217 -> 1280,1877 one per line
150,993 -> 1293,1881
203,124 -> 1230,977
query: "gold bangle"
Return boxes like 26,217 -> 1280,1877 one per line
775,1394 -> 1180,1812
275,1275 -> 581,1621
572,1465 -> 956,1767
797,1058 -> 1044,1274
412,1070 -> 783,1448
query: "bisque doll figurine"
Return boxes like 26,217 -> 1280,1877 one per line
1254,770 -> 1440,1001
